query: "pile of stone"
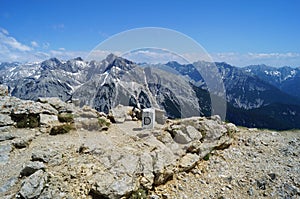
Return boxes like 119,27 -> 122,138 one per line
0,84 -> 111,134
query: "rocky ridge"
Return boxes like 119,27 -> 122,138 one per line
0,85 -> 299,198
1,84 -> 235,198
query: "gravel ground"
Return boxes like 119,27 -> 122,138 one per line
151,128 -> 300,199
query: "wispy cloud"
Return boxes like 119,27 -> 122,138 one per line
0,28 -> 32,52
121,50 -> 300,67
211,52 -> 300,67
0,27 -> 9,35
122,49 -> 189,64
49,49 -> 87,60
1,26 -> 299,68
31,41 -> 39,47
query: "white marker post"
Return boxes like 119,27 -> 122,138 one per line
142,108 -> 155,129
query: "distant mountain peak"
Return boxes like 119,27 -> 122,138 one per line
73,57 -> 83,61
166,61 -> 181,65
41,57 -> 62,70
105,53 -> 118,63
104,54 -> 135,72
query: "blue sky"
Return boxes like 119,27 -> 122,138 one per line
0,0 -> 300,67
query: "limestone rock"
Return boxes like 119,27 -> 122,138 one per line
20,161 -> 45,177
198,118 -> 227,142
12,136 -> 33,149
90,155 -> 140,198
0,126 -> 12,133
179,153 -> 199,171
226,122 -> 238,133
0,143 -> 12,164
37,97 -> 74,113
0,96 -> 58,128
18,170 -> 47,199
79,105 -> 99,118
173,129 -> 192,144
0,114 -> 14,127
0,134 -> 15,142
39,114 -> 58,125
139,153 -> 155,189
185,125 -> 202,141
75,118 -> 101,131
0,177 -> 17,194
31,148 -> 57,163
12,100 -> 57,115
110,105 -> 132,123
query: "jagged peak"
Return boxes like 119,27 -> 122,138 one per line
73,57 -> 84,61
166,61 -> 181,66
42,57 -> 61,64
41,57 -> 62,70
104,54 -> 135,72
105,53 -> 118,63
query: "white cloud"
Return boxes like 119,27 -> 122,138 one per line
211,52 -> 300,67
0,27 -> 86,63
49,50 -> 87,60
86,49 -> 121,61
122,50 -> 300,67
123,49 -> 189,64
0,27 -> 299,68
31,41 -> 39,47
0,30 -> 32,51
0,27 -> 9,35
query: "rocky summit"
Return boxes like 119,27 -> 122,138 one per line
0,85 -> 299,199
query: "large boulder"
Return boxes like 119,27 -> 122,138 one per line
75,118 -> 101,131
109,105 -> 132,123
165,116 -> 235,160
0,96 -> 58,128
199,117 -> 227,142
18,170 -> 48,199
37,97 -> 74,113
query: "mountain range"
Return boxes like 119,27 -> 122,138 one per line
0,54 -> 299,130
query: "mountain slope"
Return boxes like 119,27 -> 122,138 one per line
72,56 -> 201,118
166,61 -> 300,109
1,55 -> 300,130
242,64 -> 300,99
